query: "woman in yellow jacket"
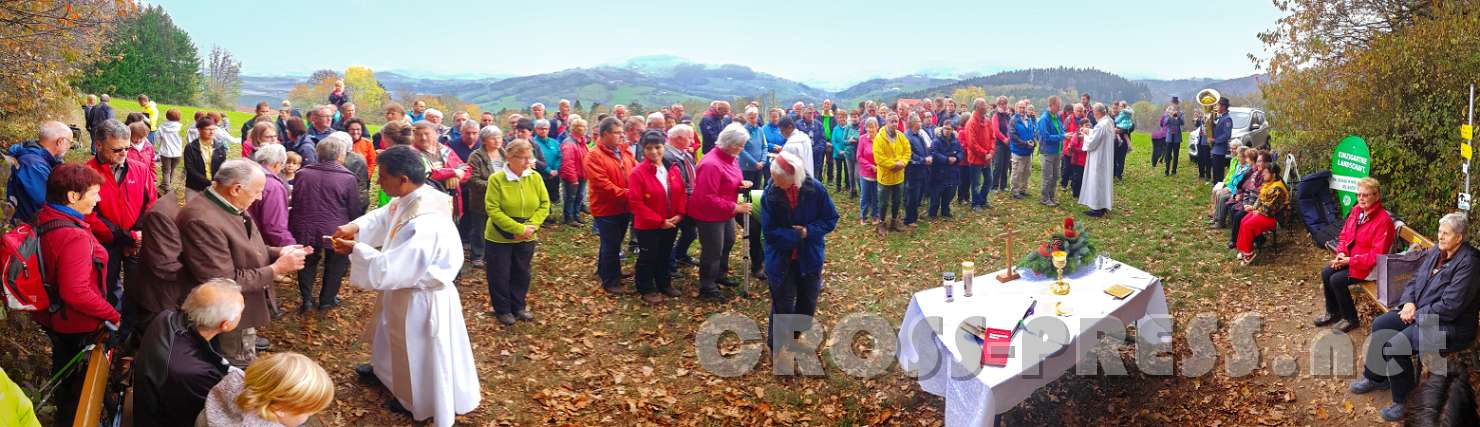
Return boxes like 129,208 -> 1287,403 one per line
872,112 -> 910,235
483,139 -> 551,326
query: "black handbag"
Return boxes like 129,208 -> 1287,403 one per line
495,217 -> 529,240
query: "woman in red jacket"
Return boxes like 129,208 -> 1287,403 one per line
33,163 -> 116,427
627,131 -> 687,304
1315,177 -> 1395,332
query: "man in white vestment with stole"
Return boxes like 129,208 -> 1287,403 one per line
332,145 -> 479,427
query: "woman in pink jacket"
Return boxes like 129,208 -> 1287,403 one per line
688,123 -> 754,302
855,117 -> 880,225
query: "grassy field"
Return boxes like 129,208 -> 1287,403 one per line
109,101 -> 383,142
2,131 -> 1407,425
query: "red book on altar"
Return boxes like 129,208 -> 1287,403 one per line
967,298 -> 1036,367
982,327 -> 1014,367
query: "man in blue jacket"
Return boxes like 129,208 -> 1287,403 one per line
795,108 -> 827,178
292,105 -> 336,165
1211,97 -> 1233,184
7,121 -> 71,225
1036,97 -> 1066,207
699,101 -> 732,154
1008,100 -> 1037,199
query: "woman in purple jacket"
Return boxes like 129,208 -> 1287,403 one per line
288,133 -> 363,312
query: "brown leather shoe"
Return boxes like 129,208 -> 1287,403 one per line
641,293 -> 665,304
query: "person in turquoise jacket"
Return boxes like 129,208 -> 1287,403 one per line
761,108 -> 786,153
532,119 -> 563,224
1112,102 -> 1134,181
830,114 -> 858,194
1035,97 -> 1066,206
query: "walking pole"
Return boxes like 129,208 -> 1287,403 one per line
1462,84 -> 1475,211
738,191 -> 752,298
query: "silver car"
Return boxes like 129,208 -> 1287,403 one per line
1188,107 -> 1271,160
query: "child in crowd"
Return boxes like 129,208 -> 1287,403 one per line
283,151 -> 302,182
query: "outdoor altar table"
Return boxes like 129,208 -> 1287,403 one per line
895,257 -> 1171,427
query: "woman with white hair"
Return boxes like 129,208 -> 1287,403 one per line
466,125 -> 506,266
759,150 -> 838,350
1349,212 -> 1479,421
248,144 -> 296,247
688,123 -> 754,302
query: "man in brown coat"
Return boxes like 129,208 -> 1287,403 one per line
124,191 -> 184,339
176,159 -> 309,366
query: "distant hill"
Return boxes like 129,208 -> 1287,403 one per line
898,67 -> 1153,104
833,76 -> 958,104
458,61 -> 830,112
1136,74 -> 1265,104
238,58 -> 1265,112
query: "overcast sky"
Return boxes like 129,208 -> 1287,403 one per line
155,0 -> 1284,87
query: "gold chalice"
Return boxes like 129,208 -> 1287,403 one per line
1050,250 -> 1070,296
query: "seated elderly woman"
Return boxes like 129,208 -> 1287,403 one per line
761,151 -> 839,351
1314,177 -> 1395,332
1208,146 -> 1252,228
1348,212 -> 1480,422
1227,150 -> 1271,248
1234,162 -> 1288,265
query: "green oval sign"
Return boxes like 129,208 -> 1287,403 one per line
1330,135 -> 1371,216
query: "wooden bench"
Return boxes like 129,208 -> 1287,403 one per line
1357,223 -> 1434,311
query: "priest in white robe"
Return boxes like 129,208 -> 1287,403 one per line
331,145 -> 479,427
778,116 -> 815,178
1079,103 -> 1115,217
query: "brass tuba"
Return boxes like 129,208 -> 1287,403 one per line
1197,89 -> 1221,147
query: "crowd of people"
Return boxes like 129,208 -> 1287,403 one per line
8,86 -> 1173,425
33,82 -> 1476,425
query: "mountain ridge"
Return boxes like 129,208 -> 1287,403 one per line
239,58 -> 1262,111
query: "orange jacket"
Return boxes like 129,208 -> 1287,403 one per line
583,143 -> 638,216
958,112 -> 996,166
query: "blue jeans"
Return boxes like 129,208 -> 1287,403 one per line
593,214 -> 631,287
971,165 -> 993,207
561,180 -> 585,222
671,218 -> 698,267
903,166 -> 928,225
956,166 -> 972,203
929,184 -> 955,218
858,178 -> 879,220
1361,311 -> 1473,404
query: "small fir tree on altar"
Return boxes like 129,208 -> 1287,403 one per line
1016,217 -> 1099,278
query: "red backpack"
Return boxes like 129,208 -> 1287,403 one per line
1,219 -> 81,313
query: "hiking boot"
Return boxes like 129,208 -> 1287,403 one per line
717,277 -> 740,287
1312,314 -> 1338,327
662,287 -> 683,298
515,309 -> 534,321
699,290 -> 730,303
1349,377 -> 1389,394
1379,403 -> 1403,422
495,313 -> 517,326
355,363 -> 380,385
1333,319 -> 1358,333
